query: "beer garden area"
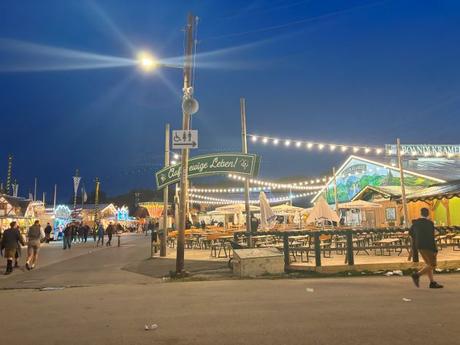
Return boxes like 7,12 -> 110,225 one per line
154,134 -> 460,274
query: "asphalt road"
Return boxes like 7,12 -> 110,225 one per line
0,234 -> 458,345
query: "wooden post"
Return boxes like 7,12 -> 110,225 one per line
441,199 -> 451,226
240,98 -> 252,247
397,138 -> 410,228
283,233 -> 290,271
314,232 -> 321,267
346,230 -> 354,266
161,124 -> 170,257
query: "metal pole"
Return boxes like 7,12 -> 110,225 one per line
176,13 -> 195,274
53,184 -> 57,211
397,138 -> 410,228
161,123 -> 170,257
42,192 -> 46,206
34,177 -> 37,201
240,98 -> 252,246
94,178 -> 100,225
333,167 -> 339,216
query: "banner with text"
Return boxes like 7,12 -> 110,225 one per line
155,153 -> 260,189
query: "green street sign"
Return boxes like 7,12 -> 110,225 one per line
155,153 -> 261,189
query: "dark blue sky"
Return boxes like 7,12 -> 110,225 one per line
1,0 -> 459,201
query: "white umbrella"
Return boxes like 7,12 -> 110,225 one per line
259,191 -> 276,230
306,197 -> 340,224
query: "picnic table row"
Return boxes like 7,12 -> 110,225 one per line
164,228 -> 460,260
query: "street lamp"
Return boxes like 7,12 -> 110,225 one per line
137,51 -> 158,72
136,14 -> 197,274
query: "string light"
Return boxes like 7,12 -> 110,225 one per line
189,192 -> 315,205
227,174 -> 327,190
249,134 -> 383,155
249,134 -> 460,158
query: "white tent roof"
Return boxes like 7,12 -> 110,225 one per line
271,203 -> 307,214
214,204 -> 260,214
338,200 -> 382,209
306,197 -> 340,224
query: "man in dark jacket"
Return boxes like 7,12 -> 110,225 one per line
83,224 -> 90,243
63,224 -> 72,250
106,222 -> 114,246
0,222 -> 25,275
44,223 -> 52,243
410,208 -> 443,289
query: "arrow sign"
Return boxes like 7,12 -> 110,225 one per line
172,130 -> 198,149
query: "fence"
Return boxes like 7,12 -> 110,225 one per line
233,226 -> 460,270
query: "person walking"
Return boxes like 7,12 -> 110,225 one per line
106,222 -> 114,246
25,220 -> 44,270
96,223 -> 104,247
83,224 -> 90,243
0,222 -> 25,275
44,222 -> 52,243
63,224 -> 72,250
410,208 -> 443,289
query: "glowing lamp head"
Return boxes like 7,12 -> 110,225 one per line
138,51 -> 157,72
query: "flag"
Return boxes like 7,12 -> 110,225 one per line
73,176 -> 81,195
82,188 -> 88,203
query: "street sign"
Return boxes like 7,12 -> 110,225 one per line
172,130 -> 198,149
155,153 -> 261,189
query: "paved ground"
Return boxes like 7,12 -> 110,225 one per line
0,234 -> 458,345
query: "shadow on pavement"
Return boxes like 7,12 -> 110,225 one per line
122,257 -> 230,278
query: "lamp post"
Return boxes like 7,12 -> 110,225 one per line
137,13 -> 197,274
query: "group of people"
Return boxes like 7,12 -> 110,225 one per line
62,222 -> 122,249
0,220 -> 125,275
61,222 -> 91,250
0,220 -> 45,275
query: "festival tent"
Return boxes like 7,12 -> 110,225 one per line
306,197 -> 340,224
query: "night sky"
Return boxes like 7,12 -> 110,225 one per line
1,0 -> 459,202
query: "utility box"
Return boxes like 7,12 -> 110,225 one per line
233,248 -> 284,277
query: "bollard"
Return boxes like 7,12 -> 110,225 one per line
117,235 -> 121,247
346,230 -> 354,266
283,233 -> 290,271
314,232 -> 321,267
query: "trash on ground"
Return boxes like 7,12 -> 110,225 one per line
435,268 -> 443,273
40,287 -> 65,291
374,271 -> 384,275
393,270 -> 403,276
306,288 -> 314,293
384,272 -> 394,276
402,298 -> 412,302
144,324 -> 158,331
